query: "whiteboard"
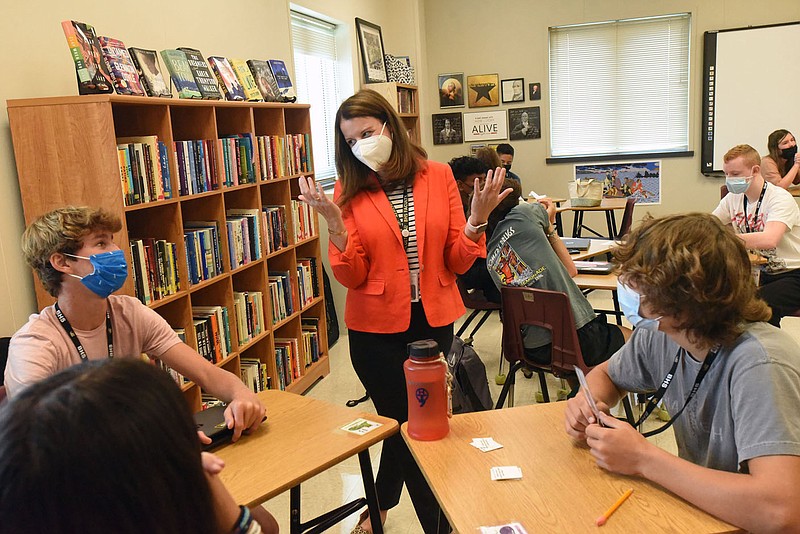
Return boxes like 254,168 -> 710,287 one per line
701,22 -> 800,173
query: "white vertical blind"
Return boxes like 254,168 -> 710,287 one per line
291,11 -> 341,186
549,13 -> 691,158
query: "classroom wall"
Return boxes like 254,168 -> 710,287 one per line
422,0 -> 800,222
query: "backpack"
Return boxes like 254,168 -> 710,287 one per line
447,336 -> 494,413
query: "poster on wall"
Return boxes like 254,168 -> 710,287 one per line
467,74 -> 499,107
464,110 -> 507,142
508,107 -> 540,140
574,161 -> 662,204
438,73 -> 464,108
432,112 -> 463,145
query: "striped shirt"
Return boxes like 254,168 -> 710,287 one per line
384,182 -> 421,299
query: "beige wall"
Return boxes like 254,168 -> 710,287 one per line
422,0 -> 800,223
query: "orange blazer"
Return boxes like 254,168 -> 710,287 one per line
329,160 -> 485,333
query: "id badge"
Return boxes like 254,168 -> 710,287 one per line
410,271 -> 420,302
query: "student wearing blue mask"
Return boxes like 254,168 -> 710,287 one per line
564,213 -> 800,533
6,206 -> 265,443
713,144 -> 800,327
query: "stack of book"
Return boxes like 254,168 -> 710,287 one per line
191,305 -> 231,364
225,208 -> 263,269
262,206 -> 289,253
301,317 -> 321,365
129,238 -> 180,305
117,135 -> 172,206
240,358 -> 270,392
174,139 -> 219,196
291,199 -> 317,242
232,291 -> 265,346
274,337 -> 300,389
218,133 -> 260,186
397,87 -> 415,113
184,221 -> 223,285
296,257 -> 318,307
268,270 -> 294,324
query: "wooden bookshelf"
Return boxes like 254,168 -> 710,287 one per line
7,94 -> 329,410
363,82 -> 420,144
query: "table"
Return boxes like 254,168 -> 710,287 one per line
566,238 -> 616,261
217,390 -> 398,534
402,402 -> 740,533
557,197 -> 628,238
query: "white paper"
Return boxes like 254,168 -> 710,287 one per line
490,466 -> 522,480
528,190 -> 545,199
471,437 -> 503,452
341,418 -> 382,435
480,523 -> 529,534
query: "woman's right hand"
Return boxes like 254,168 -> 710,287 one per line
794,153 -> 800,167
298,176 -> 345,231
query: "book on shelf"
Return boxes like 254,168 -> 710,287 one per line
156,356 -> 185,387
275,337 -> 301,382
268,270 -> 294,324
128,47 -> 172,97
97,36 -> 145,96
233,291 -> 265,345
246,59 -> 280,102
218,133 -> 259,186
240,358 -> 270,393
61,20 -> 114,94
267,59 -> 297,102
129,238 -> 180,304
229,58 -> 263,101
254,134 -> 312,179
207,56 -> 245,101
184,221 -> 223,285
291,199 -> 317,242
296,257 -> 319,307
160,49 -> 202,99
193,306 -> 231,363
397,87 -> 415,114
117,135 -> 170,205
301,317 -> 321,365
177,47 -> 222,100
200,394 -> 226,411
226,208 -> 262,266
262,205 -> 288,254
174,139 -> 218,195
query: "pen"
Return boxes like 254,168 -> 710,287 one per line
595,488 -> 633,526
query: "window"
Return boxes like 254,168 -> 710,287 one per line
549,13 -> 691,159
291,11 -> 342,188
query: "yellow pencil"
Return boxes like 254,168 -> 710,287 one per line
595,488 -> 633,526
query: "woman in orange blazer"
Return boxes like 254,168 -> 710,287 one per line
299,90 -> 511,534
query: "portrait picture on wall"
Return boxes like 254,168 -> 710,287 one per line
438,73 -> 464,108
467,74 -> 499,108
355,18 -> 388,83
574,160 -> 662,204
529,82 -> 541,100
432,113 -> 463,145
464,110 -> 507,141
501,78 -> 525,103
508,107 -> 541,140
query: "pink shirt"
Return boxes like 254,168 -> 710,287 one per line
5,295 -> 181,397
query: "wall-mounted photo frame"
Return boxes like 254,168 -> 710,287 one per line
438,73 -> 464,108
464,110 -> 508,141
529,81 -> 542,101
508,107 -> 541,140
432,112 -> 463,145
355,18 -> 388,83
501,78 -> 525,103
467,74 -> 500,108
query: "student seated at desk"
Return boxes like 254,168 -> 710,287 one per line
0,358 -> 278,534
761,129 -> 800,189
565,213 -> 800,534
486,188 -> 630,367
5,206 -> 265,441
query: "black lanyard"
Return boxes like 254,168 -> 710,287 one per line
742,181 -> 767,233
54,302 -> 114,361
633,345 -> 720,437
385,182 -> 411,250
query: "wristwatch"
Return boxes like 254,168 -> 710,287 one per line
466,219 -> 489,234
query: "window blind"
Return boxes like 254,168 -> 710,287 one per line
549,13 -> 691,158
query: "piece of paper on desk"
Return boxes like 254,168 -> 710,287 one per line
528,190 -> 545,200
471,437 -> 503,452
480,522 -> 529,534
341,418 -> 382,435
574,366 -> 604,427
490,466 -> 522,480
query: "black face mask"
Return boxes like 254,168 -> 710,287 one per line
781,145 -> 797,160
503,164 -> 512,172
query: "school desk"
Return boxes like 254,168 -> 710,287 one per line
558,197 -> 628,239
567,238 -> 616,261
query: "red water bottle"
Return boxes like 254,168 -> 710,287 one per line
404,339 -> 450,441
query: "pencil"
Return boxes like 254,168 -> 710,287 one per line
595,488 -> 633,526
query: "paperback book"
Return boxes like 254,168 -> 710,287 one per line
267,59 -> 297,102
61,20 -> 114,94
97,36 -> 145,96
178,47 -> 222,100
246,59 -> 280,102
229,58 -> 263,101
160,49 -> 202,99
129,47 -> 171,97
207,56 -> 245,101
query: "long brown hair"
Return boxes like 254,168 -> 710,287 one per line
613,213 -> 770,347
334,89 -> 427,207
767,129 -> 792,176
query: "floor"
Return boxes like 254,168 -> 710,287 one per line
259,291 -> 800,534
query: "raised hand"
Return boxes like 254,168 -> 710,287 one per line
469,167 -> 514,225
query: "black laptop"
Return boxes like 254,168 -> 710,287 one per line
562,238 -> 591,250
194,405 -> 233,451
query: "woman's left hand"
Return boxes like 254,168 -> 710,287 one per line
469,167 -> 514,224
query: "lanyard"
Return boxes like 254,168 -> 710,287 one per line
633,344 -> 720,437
386,182 -> 411,250
742,181 -> 767,233
54,302 -> 114,361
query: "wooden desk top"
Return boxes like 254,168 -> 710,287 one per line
216,390 -> 398,507
567,239 -> 616,261
402,402 -> 740,533
525,196 -> 568,204
787,185 -> 800,197
558,197 -> 628,212
573,272 -> 618,290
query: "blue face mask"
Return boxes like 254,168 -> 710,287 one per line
67,250 -> 128,299
725,175 -> 752,195
616,280 -> 661,330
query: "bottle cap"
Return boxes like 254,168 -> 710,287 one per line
407,339 -> 440,360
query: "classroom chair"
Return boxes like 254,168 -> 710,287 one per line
615,196 -> 637,240
455,278 -> 502,345
720,184 -> 729,200
495,287 -> 634,422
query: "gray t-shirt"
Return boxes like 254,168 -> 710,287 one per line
608,322 -> 800,472
487,202 -> 595,348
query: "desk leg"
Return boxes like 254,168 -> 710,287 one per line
555,202 -> 564,237
358,450 -> 384,534
290,485 -> 302,534
607,210 -> 618,239
572,211 -> 582,238
612,289 -> 622,326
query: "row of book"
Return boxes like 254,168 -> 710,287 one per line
297,258 -> 320,308
263,206 -> 289,254
241,359 -> 270,392
62,20 -> 297,102
130,238 -> 180,305
292,200 -> 318,242
185,222 -> 223,285
117,136 -> 173,206
226,209 -> 263,269
233,291 -> 266,346
268,271 -> 295,324
397,87 -> 415,114
192,305 -> 232,364
257,134 -> 313,179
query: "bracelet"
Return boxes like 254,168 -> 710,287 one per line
328,227 -> 347,237
546,226 -> 558,239
231,505 -> 253,534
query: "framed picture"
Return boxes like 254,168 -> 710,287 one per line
529,81 -> 542,101
574,160 -> 662,204
438,73 -> 464,108
508,107 -> 541,140
432,112 -> 463,145
464,110 -> 508,141
355,18 -> 388,83
501,78 -> 525,103
467,74 -> 499,108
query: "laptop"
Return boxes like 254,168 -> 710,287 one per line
562,238 -> 590,250
194,405 -> 233,451
573,261 -> 614,274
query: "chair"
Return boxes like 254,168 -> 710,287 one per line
615,196 -> 637,240
495,287 -> 634,422
455,278 -> 502,344
720,184 -> 729,200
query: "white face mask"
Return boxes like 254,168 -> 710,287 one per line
350,122 -> 393,172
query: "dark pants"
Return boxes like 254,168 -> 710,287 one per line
348,302 -> 452,534
459,258 -> 501,304
760,268 -> 800,327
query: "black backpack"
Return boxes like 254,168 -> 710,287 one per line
447,336 -> 494,413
